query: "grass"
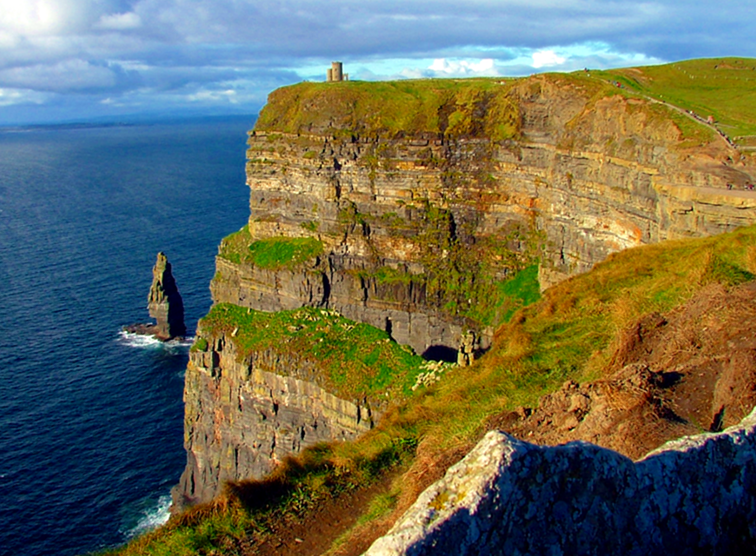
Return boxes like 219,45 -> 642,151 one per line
217,226 -> 323,270
199,304 -> 426,399
248,237 -> 323,269
255,78 -> 522,138
592,57 -> 756,140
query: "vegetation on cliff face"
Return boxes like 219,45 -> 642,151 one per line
111,223 -> 756,556
218,225 -> 323,270
198,304 -> 425,399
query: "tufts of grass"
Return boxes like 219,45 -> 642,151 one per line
190,337 -> 208,353
217,226 -> 323,270
248,237 -> 323,269
199,304 -> 426,399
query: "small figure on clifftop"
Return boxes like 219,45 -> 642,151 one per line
123,252 -> 186,341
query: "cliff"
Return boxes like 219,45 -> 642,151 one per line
173,304 -> 427,509
213,72 -> 756,361
174,66 -> 756,512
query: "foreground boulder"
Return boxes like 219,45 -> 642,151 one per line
365,408 -> 756,555
124,252 -> 186,340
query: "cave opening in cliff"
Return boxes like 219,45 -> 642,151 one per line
422,344 -> 458,363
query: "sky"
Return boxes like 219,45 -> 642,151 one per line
0,0 -> 752,125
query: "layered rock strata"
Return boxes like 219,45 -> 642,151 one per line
212,75 -> 756,358
172,326 -> 374,509
178,75 -> 756,510
365,410 -> 756,555
124,251 -> 185,340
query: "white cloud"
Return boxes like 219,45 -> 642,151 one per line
427,58 -> 500,76
95,12 -> 142,31
187,88 -> 239,104
0,87 -> 49,106
0,59 -> 118,91
531,49 -> 566,68
0,0 -> 99,36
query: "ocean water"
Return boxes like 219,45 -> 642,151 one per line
0,117 -> 252,556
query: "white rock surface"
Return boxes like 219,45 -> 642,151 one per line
364,408 -> 756,555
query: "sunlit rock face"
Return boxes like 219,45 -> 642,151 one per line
214,75 -> 756,359
365,409 -> 756,555
175,75 -> 756,512
172,331 -> 374,510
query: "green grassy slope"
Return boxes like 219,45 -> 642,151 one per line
594,57 -> 756,141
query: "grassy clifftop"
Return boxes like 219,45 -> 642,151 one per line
596,57 -> 756,141
256,77 -> 526,138
256,57 -> 756,145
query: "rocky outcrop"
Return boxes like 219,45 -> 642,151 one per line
148,252 -> 186,340
364,409 -> 756,555
211,74 -> 756,359
488,282 -> 756,460
124,252 -> 185,340
172,326 -> 374,510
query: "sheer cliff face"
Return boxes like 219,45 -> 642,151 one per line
174,329 -> 374,508
176,75 -> 756,509
212,75 -> 756,356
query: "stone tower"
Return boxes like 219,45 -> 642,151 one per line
327,61 -> 348,82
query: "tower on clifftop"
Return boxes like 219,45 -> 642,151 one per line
327,61 -> 348,82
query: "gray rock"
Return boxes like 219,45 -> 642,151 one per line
364,408 -> 756,555
147,252 -> 185,340
123,252 -> 186,340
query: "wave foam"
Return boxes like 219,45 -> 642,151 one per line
117,330 -> 194,350
122,494 -> 172,539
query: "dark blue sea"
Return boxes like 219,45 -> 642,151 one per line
0,117 -> 252,556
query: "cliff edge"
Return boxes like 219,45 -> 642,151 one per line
173,61 -> 756,522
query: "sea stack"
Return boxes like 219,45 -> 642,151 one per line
147,252 -> 186,340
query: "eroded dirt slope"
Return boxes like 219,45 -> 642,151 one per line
494,281 -> 756,459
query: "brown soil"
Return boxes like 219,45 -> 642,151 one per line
490,281 -> 756,459
243,281 -> 756,554
241,473 -> 395,556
